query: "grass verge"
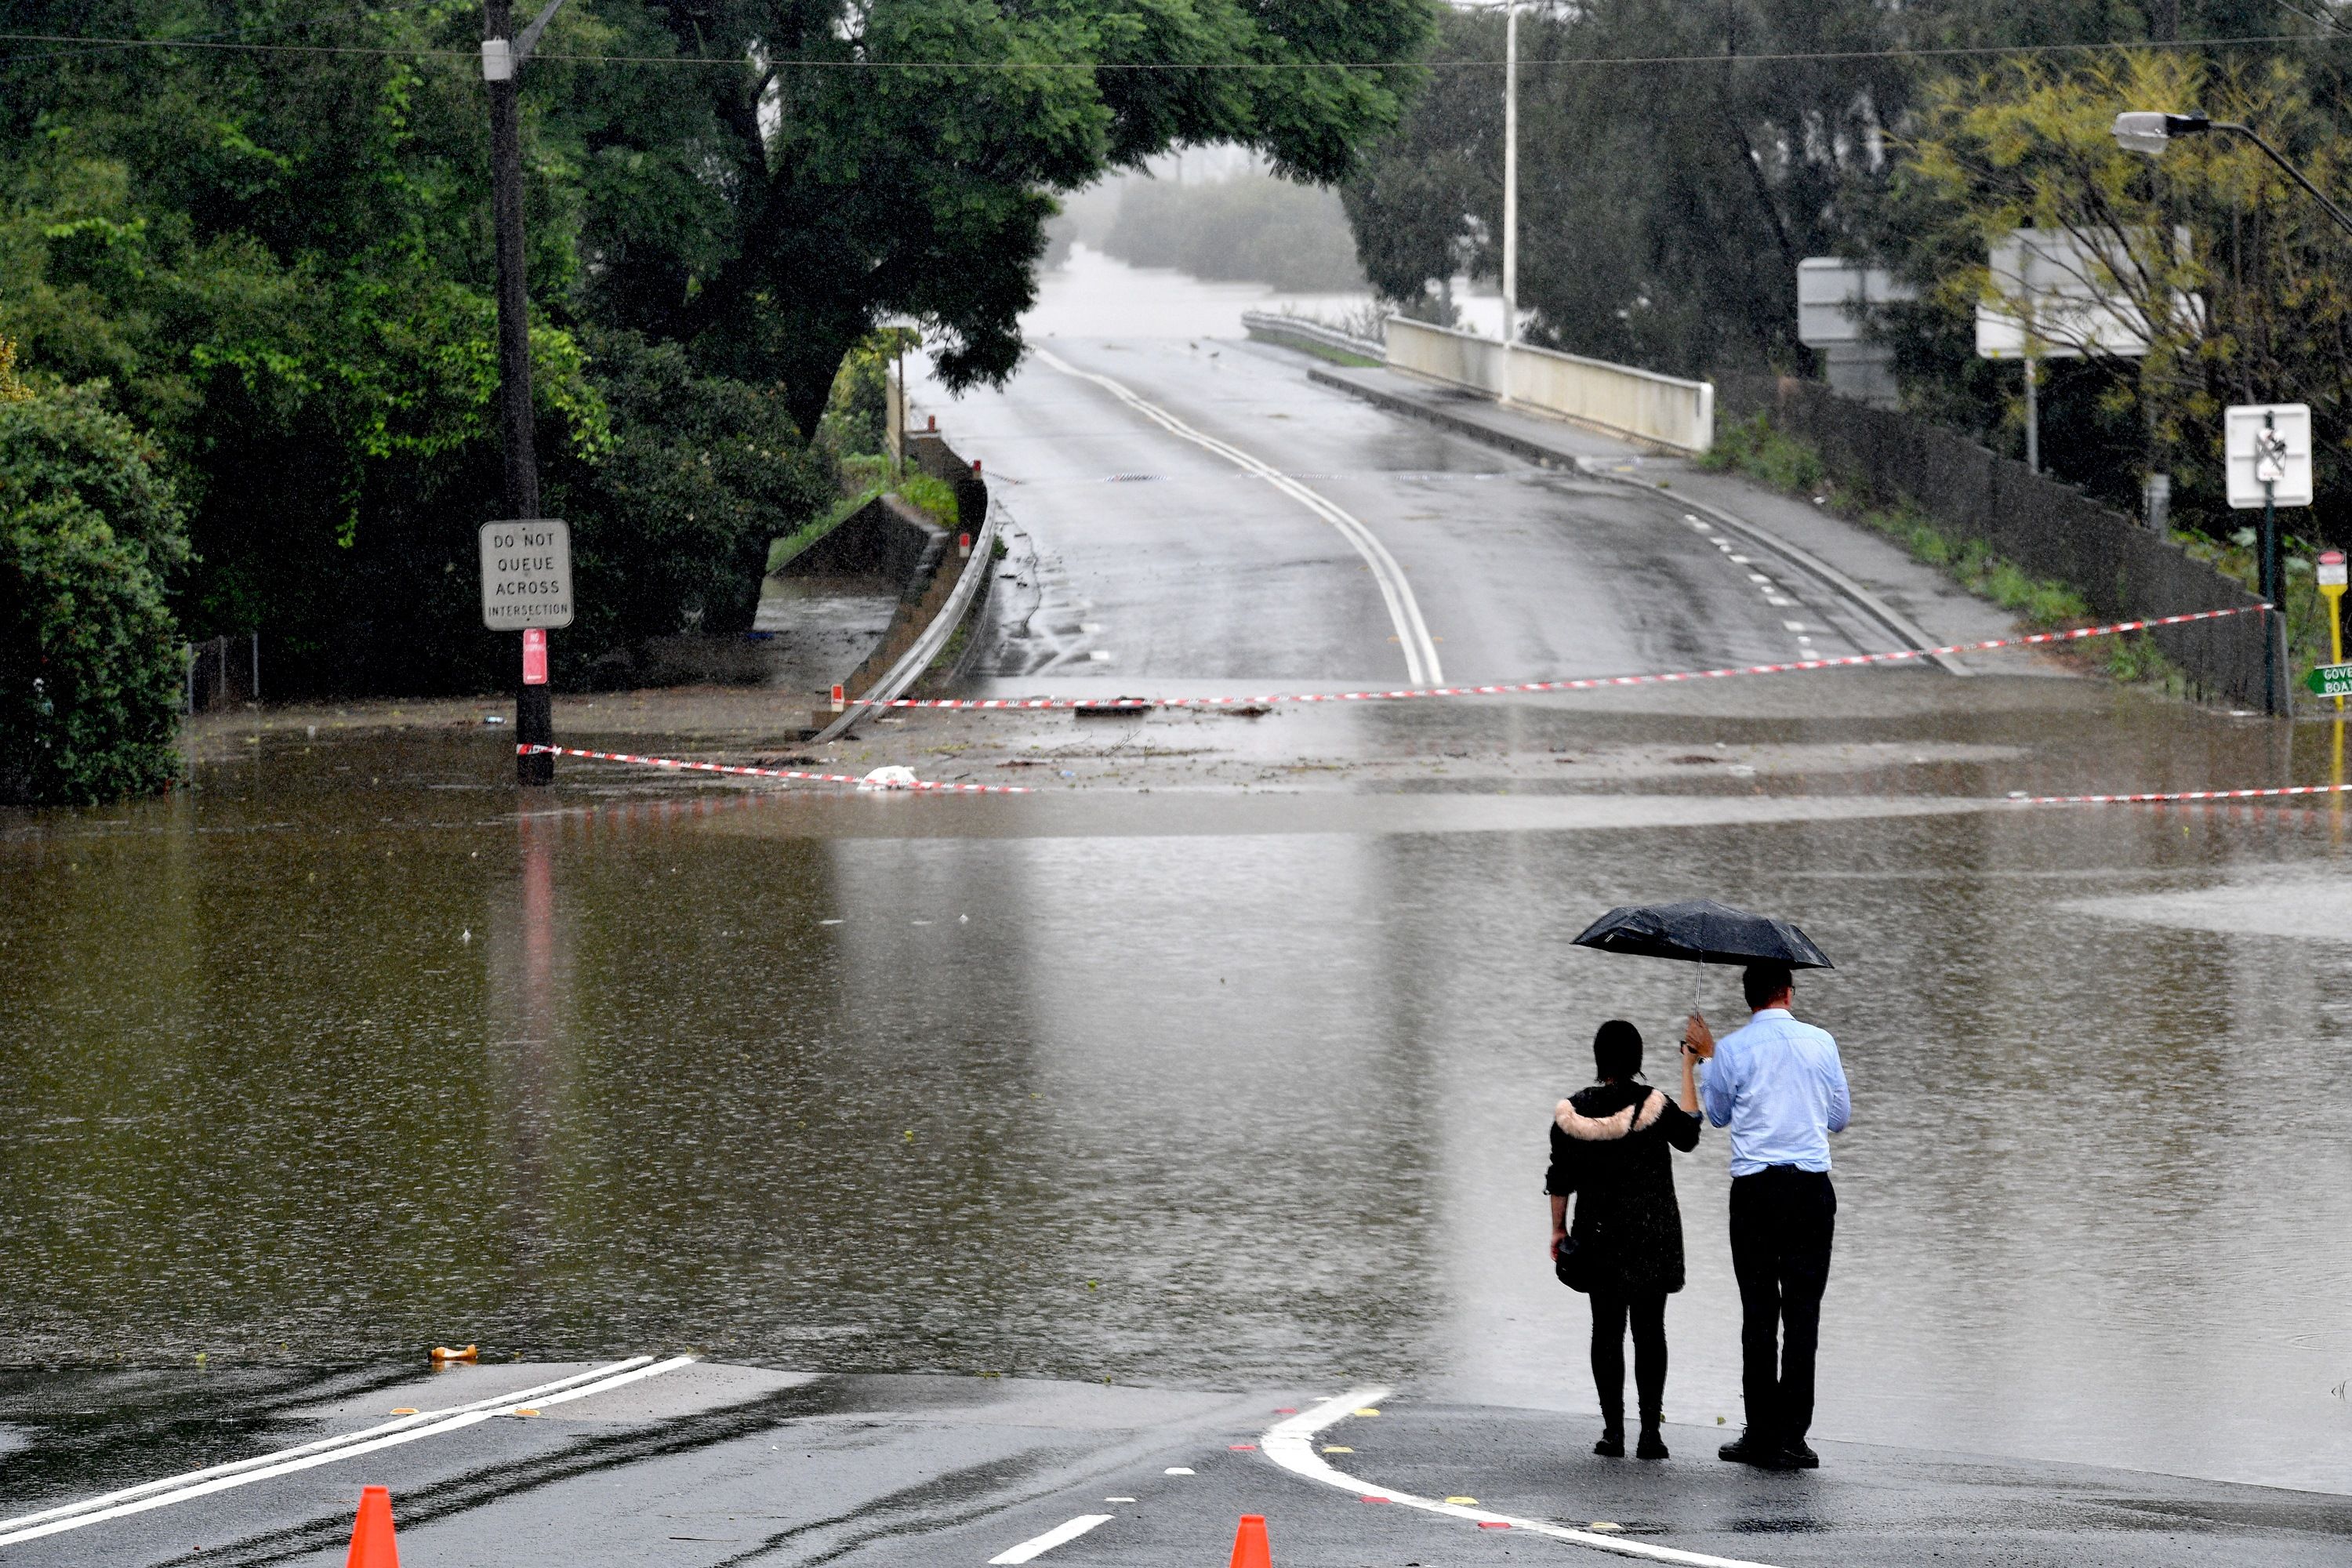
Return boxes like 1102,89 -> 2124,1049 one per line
1701,412 -> 2187,691
765,464 -> 961,576
1244,326 -> 1381,368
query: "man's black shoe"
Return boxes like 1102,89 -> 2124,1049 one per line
1717,1433 -> 1792,1468
1783,1438 -> 1819,1468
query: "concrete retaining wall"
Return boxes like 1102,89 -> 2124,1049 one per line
1385,318 -> 1715,454
799,430 -> 995,730
1719,375 -> 2278,710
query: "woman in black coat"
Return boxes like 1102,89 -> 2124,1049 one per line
1547,1018 -> 1702,1459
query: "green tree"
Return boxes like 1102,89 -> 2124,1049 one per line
1891,51 -> 2352,532
579,0 -> 1436,434
2,0 -> 1435,703
0,384 -> 191,805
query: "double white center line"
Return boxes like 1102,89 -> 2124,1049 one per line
0,1354 -> 695,1546
1035,349 -> 1446,685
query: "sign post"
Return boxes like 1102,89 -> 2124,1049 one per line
2225,404 -> 2312,717
480,518 -> 573,783
2320,550 -> 2347,712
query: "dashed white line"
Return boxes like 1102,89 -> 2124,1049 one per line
1261,1388 -> 1788,1568
988,1513 -> 1115,1564
1034,349 -> 1443,684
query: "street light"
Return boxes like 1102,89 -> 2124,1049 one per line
2111,111 -> 2352,239
1501,2 -> 1517,353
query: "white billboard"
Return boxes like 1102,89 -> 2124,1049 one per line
1975,227 -> 2199,361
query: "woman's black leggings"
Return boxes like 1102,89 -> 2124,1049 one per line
1588,1289 -> 1668,1426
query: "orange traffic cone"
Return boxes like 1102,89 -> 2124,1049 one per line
345,1486 -> 400,1568
1228,1513 -> 1271,1568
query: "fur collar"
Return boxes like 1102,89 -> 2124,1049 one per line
1555,1088 -> 1665,1142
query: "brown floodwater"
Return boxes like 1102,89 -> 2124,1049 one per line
2,676 -> 2348,1495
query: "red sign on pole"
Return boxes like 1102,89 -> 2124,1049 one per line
522,626 -> 548,686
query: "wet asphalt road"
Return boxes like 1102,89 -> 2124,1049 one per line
934,337 -> 1893,686
4,1366 -> 2347,1566
7,332 -> 2352,1563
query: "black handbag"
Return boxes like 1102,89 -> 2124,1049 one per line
1554,1228 -> 1603,1293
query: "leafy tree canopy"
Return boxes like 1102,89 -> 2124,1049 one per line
0,0 -> 1432,703
0,383 -> 191,804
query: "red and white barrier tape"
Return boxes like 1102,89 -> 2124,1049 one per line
2017,781 -> 2352,806
824,604 -> 2267,711
516,745 -> 1031,794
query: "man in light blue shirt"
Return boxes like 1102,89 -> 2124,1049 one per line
1685,961 -> 1849,1471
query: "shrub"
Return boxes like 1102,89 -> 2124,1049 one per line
0,383 -> 191,805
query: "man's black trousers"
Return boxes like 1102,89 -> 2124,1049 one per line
1728,1165 -> 1835,1443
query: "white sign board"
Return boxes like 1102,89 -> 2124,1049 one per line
2224,405 -> 2314,509
1975,226 -> 2197,361
1797,259 -> 1917,348
478,519 -> 574,630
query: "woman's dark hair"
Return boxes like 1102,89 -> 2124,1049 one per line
1593,1019 -> 1643,1082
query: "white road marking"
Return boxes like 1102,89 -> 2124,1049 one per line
1034,349 -> 1443,684
1261,1388 -> 1788,1568
987,1513 -> 1115,1564
0,1356 -> 695,1546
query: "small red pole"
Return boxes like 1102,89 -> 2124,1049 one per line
957,532 -> 972,558
830,684 -> 846,714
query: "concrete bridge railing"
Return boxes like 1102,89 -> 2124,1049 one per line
1384,317 -> 1714,455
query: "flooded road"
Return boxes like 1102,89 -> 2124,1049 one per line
5,274 -> 2350,1516
5,676 -> 2350,1497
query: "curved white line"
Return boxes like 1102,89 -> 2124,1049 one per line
1034,349 -> 1443,684
1262,1388 -> 1787,1568
0,1356 -> 695,1546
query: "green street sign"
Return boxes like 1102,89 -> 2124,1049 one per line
2305,662 -> 2352,697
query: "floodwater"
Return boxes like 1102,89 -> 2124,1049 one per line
1026,245 -> 1508,341
4,681 -> 2351,1498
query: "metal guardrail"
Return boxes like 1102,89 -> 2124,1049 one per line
1240,311 -> 1386,361
1385,317 -> 1715,455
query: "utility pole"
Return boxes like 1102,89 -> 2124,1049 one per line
1501,2 -> 1518,354
484,0 -> 562,784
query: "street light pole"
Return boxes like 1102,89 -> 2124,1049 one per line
1501,2 -> 1518,354
2113,111 -> 2352,239
485,0 -> 564,785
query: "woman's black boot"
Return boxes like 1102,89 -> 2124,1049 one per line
1636,1425 -> 1669,1460
1594,1411 -> 1625,1457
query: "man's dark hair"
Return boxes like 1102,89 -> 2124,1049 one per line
1743,962 -> 1795,1011
1593,1018 -> 1643,1081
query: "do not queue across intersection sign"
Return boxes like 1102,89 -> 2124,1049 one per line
479,519 -> 574,630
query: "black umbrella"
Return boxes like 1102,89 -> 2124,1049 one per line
1573,898 -> 1834,970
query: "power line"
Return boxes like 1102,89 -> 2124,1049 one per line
0,1 -> 465,68
0,27 -> 2342,71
